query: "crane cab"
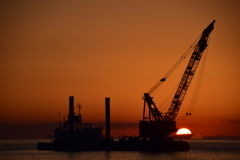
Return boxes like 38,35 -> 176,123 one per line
139,120 -> 177,139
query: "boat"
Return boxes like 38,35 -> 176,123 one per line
38,96 -> 189,151
38,20 -> 215,151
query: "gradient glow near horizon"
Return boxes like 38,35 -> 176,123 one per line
0,0 -> 239,136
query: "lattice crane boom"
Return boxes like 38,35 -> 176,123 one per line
164,20 -> 215,121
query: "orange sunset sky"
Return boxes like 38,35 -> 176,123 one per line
0,0 -> 240,137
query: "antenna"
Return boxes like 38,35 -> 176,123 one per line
58,112 -> 61,128
76,103 -> 82,116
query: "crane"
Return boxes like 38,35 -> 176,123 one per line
139,20 -> 215,139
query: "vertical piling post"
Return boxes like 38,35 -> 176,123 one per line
69,96 -> 74,132
105,97 -> 110,141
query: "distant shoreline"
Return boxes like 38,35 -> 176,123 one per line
0,123 -> 240,139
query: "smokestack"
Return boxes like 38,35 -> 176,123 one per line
69,96 -> 74,132
105,97 -> 110,140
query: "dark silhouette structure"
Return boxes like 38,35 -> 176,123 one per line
38,20 -> 215,151
38,96 -> 189,151
105,97 -> 111,141
140,20 -> 215,139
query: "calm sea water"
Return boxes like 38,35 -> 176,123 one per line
0,139 -> 239,160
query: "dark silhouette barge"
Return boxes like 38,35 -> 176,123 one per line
38,96 -> 189,151
38,21 -> 215,151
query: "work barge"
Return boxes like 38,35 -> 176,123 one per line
38,20 -> 215,151
38,96 -> 189,151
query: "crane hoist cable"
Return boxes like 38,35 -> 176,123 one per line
186,34 -> 211,115
175,37 -> 210,122
147,34 -> 201,95
158,83 -> 179,111
175,40 -> 210,122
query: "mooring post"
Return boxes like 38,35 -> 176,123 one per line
105,97 -> 110,141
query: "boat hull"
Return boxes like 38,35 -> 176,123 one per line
38,139 -> 190,151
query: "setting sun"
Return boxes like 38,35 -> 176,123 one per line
176,128 -> 192,135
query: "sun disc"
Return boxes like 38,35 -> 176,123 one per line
176,128 -> 192,135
